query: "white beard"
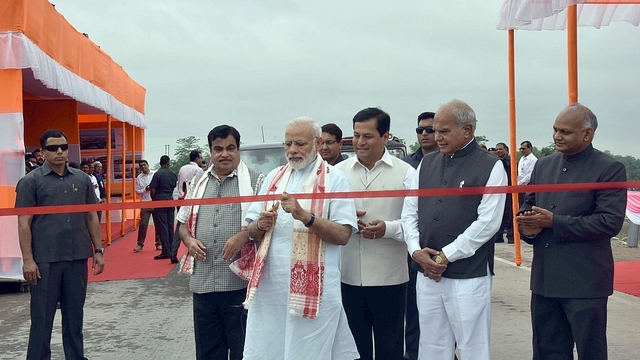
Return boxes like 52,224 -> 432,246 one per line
288,146 -> 317,170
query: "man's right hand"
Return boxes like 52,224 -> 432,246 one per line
23,259 -> 40,285
412,248 -> 447,282
185,237 -> 207,262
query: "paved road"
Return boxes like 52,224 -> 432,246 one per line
1,242 -> 639,359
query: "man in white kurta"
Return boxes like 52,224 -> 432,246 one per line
243,117 -> 359,360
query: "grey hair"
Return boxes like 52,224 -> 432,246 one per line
439,99 -> 477,132
286,116 -> 321,139
566,103 -> 598,131
93,161 -> 102,166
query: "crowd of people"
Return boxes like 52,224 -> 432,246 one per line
16,100 -> 627,360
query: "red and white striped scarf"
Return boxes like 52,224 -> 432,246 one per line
240,154 -> 329,319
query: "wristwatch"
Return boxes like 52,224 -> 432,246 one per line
95,248 -> 105,255
304,213 -> 316,228
434,254 -> 444,264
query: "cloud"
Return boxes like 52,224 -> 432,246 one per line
52,0 -> 639,161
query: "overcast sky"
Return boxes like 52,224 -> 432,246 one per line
52,0 -> 640,161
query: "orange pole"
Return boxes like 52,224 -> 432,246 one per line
508,30 -> 522,266
121,121 -> 126,236
567,5 -> 578,104
105,116 -> 112,245
132,126 -> 138,229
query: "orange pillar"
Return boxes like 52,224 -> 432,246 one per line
105,116 -> 112,245
0,69 -> 23,208
567,5 -> 578,104
508,30 -> 522,266
132,126 -> 138,229
120,121 -> 126,236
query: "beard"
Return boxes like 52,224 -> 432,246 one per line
288,145 -> 317,170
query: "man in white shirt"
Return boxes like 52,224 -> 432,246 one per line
402,99 -> 506,360
171,150 -> 204,263
336,107 -> 415,360
133,160 -> 161,252
517,140 -> 537,205
242,116 -> 359,360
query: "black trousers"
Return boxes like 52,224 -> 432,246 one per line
28,259 -> 89,360
342,282 -> 406,360
531,293 -> 608,360
171,221 -> 183,259
405,256 -> 419,360
193,289 -> 247,360
152,206 -> 175,257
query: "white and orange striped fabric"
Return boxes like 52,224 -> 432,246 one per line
0,0 -> 146,280
498,0 -> 640,30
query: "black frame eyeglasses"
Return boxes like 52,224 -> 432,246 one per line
42,144 -> 69,152
416,126 -> 435,134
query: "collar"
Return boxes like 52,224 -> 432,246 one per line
562,144 -> 594,162
349,147 -> 394,169
210,166 -> 238,180
447,138 -> 477,159
41,162 -> 74,176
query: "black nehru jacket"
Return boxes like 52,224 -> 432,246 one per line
416,140 -> 499,279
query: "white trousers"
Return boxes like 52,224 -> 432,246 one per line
416,272 -> 492,360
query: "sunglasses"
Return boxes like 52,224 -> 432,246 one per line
42,144 -> 69,152
416,126 -> 435,134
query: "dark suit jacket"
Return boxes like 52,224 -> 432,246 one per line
519,145 -> 627,298
95,173 -> 106,200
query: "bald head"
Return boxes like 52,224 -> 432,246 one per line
553,103 -> 596,156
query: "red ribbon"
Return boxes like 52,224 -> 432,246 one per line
3,181 -> 638,217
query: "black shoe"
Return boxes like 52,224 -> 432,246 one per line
170,257 -> 179,264
154,254 -> 171,260
507,239 -> 515,244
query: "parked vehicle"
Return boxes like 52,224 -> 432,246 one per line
340,135 -> 407,160
240,143 -> 287,176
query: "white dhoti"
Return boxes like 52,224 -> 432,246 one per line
416,272 -> 492,360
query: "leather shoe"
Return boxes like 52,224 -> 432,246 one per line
154,254 -> 171,260
133,245 -> 143,252
170,257 -> 179,264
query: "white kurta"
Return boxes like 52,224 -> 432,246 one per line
244,163 -> 359,360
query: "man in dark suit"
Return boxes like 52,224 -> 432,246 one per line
92,161 -> 107,222
516,103 -> 627,360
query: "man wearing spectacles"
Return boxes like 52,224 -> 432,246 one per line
242,116 -> 359,359
16,129 -> 105,360
402,112 -> 438,170
320,123 -> 346,165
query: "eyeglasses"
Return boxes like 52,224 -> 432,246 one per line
321,140 -> 337,146
283,140 -> 309,148
416,126 -> 435,134
519,147 -> 527,151
42,144 -> 69,152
